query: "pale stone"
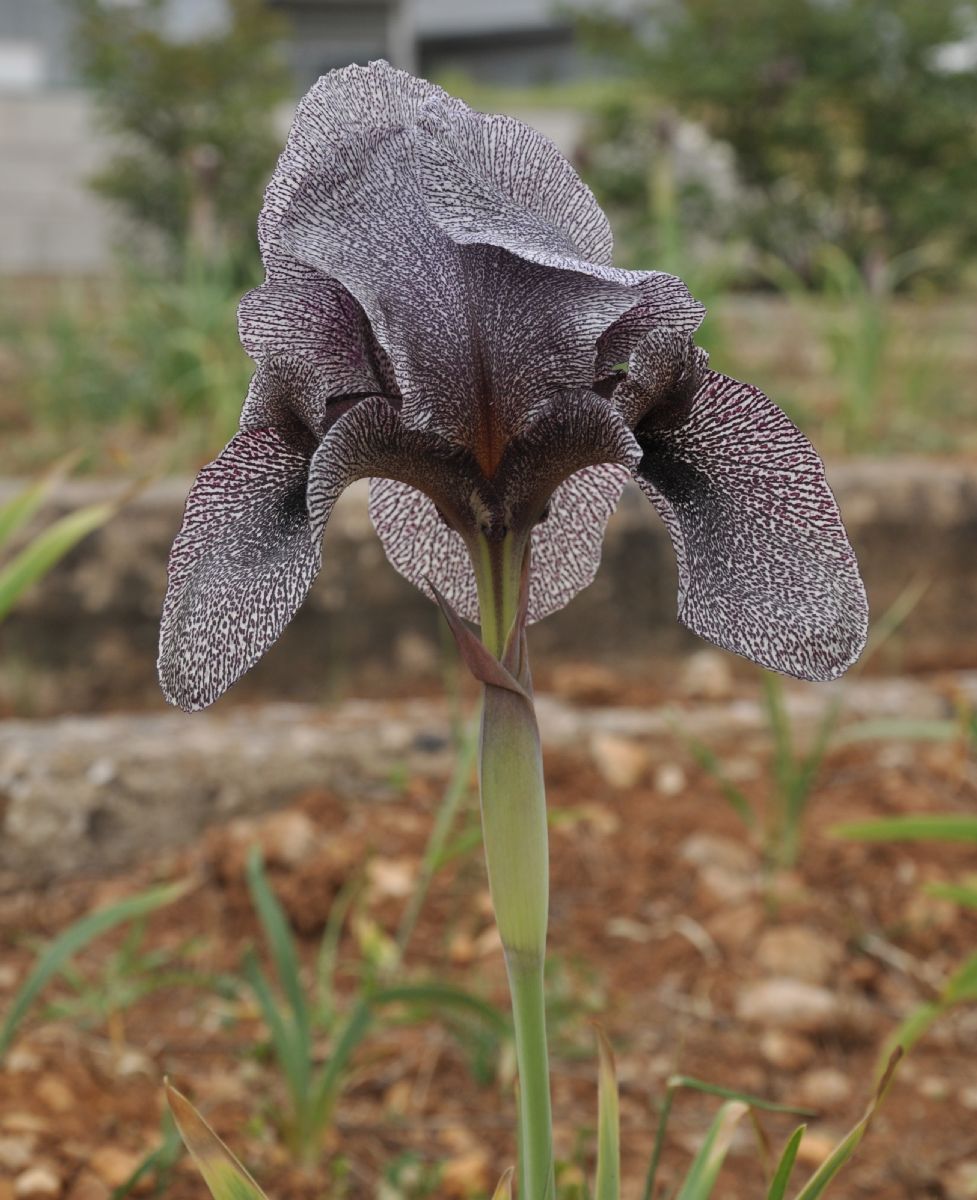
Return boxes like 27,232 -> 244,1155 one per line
0,1136 -> 35,1172
679,650 -> 735,700
681,833 -> 755,874
257,809 -> 320,867
589,733 -> 649,789
945,1160 -> 977,1200
705,903 -> 763,951
796,1067 -> 852,1109
760,1029 -> 816,1072
65,1176 -> 109,1200
755,926 -> 844,985
794,1130 -> 838,1168
89,1148 -> 143,1190
14,1168 -> 61,1200
35,1074 -> 75,1114
736,979 -> 840,1033
654,762 -> 686,796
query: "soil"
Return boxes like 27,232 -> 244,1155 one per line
1,678 -> 976,1200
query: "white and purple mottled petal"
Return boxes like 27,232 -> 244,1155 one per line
595,273 -> 706,382
634,371 -> 869,681
369,462 -> 629,625
158,428 -> 320,712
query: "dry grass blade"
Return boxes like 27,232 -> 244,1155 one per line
165,1081 -> 269,1200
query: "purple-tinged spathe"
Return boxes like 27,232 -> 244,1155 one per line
158,61 -> 867,712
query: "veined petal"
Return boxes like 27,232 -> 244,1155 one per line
259,60 -> 442,270
238,274 -> 397,399
158,429 -> 320,712
307,397 -> 479,543
595,273 -> 706,382
635,371 -> 868,681
368,463 -> 628,625
417,100 -> 632,282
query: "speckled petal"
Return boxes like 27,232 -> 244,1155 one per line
238,274 -> 398,401
635,371 -> 868,680
369,462 -> 629,625
158,428 -> 320,712
595,273 -> 706,382
417,101 -> 637,282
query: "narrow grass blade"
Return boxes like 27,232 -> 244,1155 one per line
767,1126 -> 806,1200
836,719 -> 957,745
165,1082 -> 268,1200
594,1027 -> 620,1200
0,452 -> 81,548
675,1100 -> 750,1200
944,950 -> 977,1003
641,1075 -> 810,1200
241,949 -> 306,1106
925,882 -> 977,910
832,815 -> 977,843
372,981 -> 509,1035
492,1167 -> 514,1200
245,848 -> 309,1041
792,1049 -> 901,1199
0,502 -> 115,621
682,735 -> 756,831
0,880 -> 187,1060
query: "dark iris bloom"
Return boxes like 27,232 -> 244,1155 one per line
158,61 -> 867,712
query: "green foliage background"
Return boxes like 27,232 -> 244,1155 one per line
578,0 -> 977,283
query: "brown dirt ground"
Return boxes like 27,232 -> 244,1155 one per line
1,690 -> 976,1200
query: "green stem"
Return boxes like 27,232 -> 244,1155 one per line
508,951 -> 554,1200
472,532 -> 554,1200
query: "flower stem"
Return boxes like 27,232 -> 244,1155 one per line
473,534 -> 555,1199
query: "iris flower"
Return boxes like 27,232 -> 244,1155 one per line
158,61 -> 866,711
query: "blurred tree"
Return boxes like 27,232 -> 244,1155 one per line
68,0 -> 291,274
578,0 -> 977,283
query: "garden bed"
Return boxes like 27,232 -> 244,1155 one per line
1,673 -> 976,1199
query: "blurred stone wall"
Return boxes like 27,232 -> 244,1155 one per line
2,460 -> 975,717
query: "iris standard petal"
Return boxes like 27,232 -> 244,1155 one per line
634,371 -> 869,681
238,274 -> 398,401
158,428 -> 320,712
595,273 -> 706,383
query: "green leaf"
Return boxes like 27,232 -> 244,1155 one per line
165,1081 -> 268,1200
371,981 -> 509,1035
0,880 -> 187,1060
831,815 -> 977,843
245,848 -> 310,1043
767,1126 -> 806,1200
675,1100 -> 750,1200
594,1027 -> 620,1200
0,452 -> 81,550
944,950 -> 977,1004
836,719 -> 958,745
681,734 -> 756,831
0,501 -> 115,622
924,881 -> 977,910
792,1049 -> 901,1199
664,1076 -> 813,1117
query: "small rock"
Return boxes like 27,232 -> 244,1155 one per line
796,1067 -> 852,1110
89,1148 -> 143,1190
919,1075 -> 951,1101
682,833 -> 755,874
794,1129 -> 837,1168
755,926 -> 844,986
1,1114 -> 48,1135
959,1086 -> 977,1110
550,662 -> 619,703
14,1168 -> 61,1200
589,733 -> 649,789
65,1175 -> 109,1200
0,1136 -> 35,1172
0,963 -> 19,990
366,856 -> 416,899
112,1048 -> 154,1079
760,1030 -> 816,1072
679,650 -> 735,700
5,1047 -> 42,1073
945,1160 -> 977,1200
441,1150 -> 490,1197
736,979 -> 839,1033
700,864 -> 757,905
35,1074 -> 75,1114
654,762 -> 686,796
257,810 -> 320,868
705,903 -> 763,950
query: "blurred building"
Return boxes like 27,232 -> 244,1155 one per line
0,0 -> 600,273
